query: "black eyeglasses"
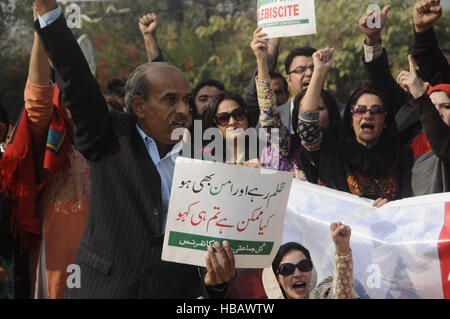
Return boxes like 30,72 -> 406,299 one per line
351,104 -> 386,117
214,108 -> 248,126
288,65 -> 314,75
277,259 -> 313,276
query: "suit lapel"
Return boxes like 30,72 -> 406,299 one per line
130,126 -> 162,201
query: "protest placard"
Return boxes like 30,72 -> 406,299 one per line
283,179 -> 450,299
257,0 -> 317,38
161,157 -> 294,268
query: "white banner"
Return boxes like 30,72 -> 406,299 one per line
162,158 -> 294,268
284,179 -> 450,299
257,0 -> 317,38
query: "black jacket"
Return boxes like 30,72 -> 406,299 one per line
36,15 -> 223,299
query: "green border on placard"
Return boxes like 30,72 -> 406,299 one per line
168,231 -> 274,255
259,19 -> 310,28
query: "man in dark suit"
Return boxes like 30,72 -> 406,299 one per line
34,0 -> 235,298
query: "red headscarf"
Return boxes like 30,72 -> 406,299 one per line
428,84 -> 450,96
409,84 -> 450,161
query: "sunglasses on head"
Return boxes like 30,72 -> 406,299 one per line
214,107 -> 247,126
277,259 -> 313,276
351,104 -> 386,117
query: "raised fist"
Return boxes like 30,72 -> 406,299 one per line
330,222 -> 351,256
414,0 -> 442,33
312,48 -> 334,75
139,13 -> 159,36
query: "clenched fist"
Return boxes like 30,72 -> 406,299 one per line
139,13 -> 159,36
330,222 -> 351,256
414,0 -> 442,33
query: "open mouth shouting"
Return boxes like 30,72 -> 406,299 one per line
360,123 -> 375,133
292,281 -> 307,291
303,79 -> 311,89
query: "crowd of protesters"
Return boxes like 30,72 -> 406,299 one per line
0,0 -> 448,299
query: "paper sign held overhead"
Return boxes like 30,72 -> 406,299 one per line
257,0 -> 317,38
162,157 -> 293,268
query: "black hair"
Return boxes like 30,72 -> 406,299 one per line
0,102 -> 8,125
191,79 -> 226,119
104,78 -> 127,98
105,96 -> 125,112
202,91 -> 249,132
0,102 -> 9,143
337,83 -> 400,165
285,47 -> 317,74
201,91 -> 259,162
292,89 -> 342,136
192,79 -> 225,102
272,242 -> 312,275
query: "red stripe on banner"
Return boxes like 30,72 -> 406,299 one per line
438,202 -> 450,299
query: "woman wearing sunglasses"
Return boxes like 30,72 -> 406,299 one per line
298,48 -> 413,205
202,92 -> 266,299
202,91 -> 261,165
262,222 -> 355,299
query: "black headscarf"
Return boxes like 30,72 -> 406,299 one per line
338,84 -> 400,178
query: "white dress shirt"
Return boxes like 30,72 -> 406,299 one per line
136,125 -> 183,232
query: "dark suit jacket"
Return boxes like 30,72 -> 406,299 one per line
363,49 -> 408,117
36,15 -> 222,299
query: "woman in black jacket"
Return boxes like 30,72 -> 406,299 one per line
298,48 -> 412,205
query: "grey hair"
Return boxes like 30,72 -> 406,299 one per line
124,61 -> 172,119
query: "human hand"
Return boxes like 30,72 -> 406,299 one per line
139,13 -> 159,36
372,197 -> 389,208
397,55 -> 426,99
251,27 -> 269,62
359,5 -> 391,46
312,48 -> 334,75
204,241 -> 236,286
239,158 -> 262,168
414,0 -> 442,33
294,166 -> 307,180
0,266 -> 9,285
330,222 -> 351,256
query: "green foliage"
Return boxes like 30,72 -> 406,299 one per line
1,0 -> 449,121
0,0 -> 34,120
277,0 -> 449,101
